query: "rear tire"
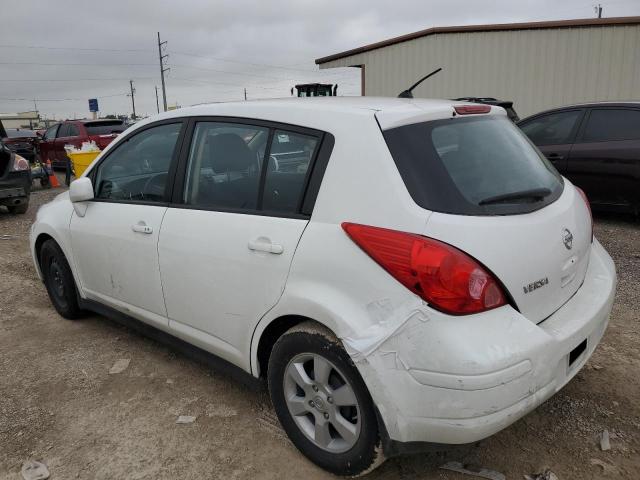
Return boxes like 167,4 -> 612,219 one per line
7,201 -> 28,214
268,321 -> 383,476
40,239 -> 85,319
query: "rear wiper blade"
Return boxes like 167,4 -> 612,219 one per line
478,187 -> 552,205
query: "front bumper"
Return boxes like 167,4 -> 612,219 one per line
355,239 -> 616,445
0,170 -> 31,206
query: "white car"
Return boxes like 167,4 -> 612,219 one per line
30,97 -> 616,476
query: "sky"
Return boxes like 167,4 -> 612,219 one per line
1,0 -> 639,120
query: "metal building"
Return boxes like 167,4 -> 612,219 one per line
316,17 -> 640,118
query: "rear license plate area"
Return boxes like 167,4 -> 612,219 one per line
568,339 -> 588,368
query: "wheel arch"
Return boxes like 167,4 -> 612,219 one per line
253,315 -> 328,379
31,225 -> 84,298
34,232 -> 54,272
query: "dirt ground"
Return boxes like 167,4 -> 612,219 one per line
1,182 -> 638,480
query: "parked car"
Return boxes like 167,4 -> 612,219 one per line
30,98 -> 616,476
0,139 -> 31,214
1,128 -> 39,162
454,97 -> 520,122
518,102 -> 640,213
38,119 -> 127,169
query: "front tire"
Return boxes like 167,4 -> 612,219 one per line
40,239 -> 85,319
268,322 -> 383,476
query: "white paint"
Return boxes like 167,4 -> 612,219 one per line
30,97 -> 617,449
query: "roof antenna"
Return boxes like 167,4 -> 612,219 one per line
398,67 -> 442,98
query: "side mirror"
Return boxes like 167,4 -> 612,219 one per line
69,177 -> 94,217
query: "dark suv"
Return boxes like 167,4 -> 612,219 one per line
518,102 -> 640,214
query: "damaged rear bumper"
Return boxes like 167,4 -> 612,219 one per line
346,239 -> 616,445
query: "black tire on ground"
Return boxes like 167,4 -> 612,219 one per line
268,321 -> 383,476
7,202 -> 28,214
40,239 -> 85,319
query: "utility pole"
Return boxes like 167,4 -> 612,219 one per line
244,88 -> 247,101
595,4 -> 602,18
155,86 -> 160,114
129,80 -> 136,119
157,32 -> 169,112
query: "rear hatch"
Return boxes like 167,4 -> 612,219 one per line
381,110 -> 592,323
84,121 -> 126,149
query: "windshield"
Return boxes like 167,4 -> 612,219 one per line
383,115 -> 564,215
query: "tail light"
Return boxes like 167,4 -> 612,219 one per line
12,154 -> 30,171
574,187 -> 593,242
342,223 -> 507,315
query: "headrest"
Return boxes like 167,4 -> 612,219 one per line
207,133 -> 253,173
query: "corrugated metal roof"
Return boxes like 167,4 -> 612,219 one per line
315,16 -> 640,64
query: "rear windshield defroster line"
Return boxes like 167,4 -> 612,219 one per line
382,115 -> 564,216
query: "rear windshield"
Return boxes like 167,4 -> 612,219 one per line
84,121 -> 126,135
383,115 -> 563,215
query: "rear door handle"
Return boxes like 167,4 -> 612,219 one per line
547,153 -> 564,161
248,238 -> 284,254
132,222 -> 153,234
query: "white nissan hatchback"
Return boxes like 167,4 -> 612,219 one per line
31,97 -> 616,476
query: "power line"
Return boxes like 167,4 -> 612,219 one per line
0,92 -> 129,102
0,43 -> 335,76
0,44 -> 151,53
0,61 -> 157,66
0,77 -> 156,82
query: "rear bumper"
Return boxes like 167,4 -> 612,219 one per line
355,239 -> 616,445
0,171 -> 31,206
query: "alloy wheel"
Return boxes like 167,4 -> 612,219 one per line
283,353 -> 360,453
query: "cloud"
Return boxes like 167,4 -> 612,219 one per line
1,0 -> 638,119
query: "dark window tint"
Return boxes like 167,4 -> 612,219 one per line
67,124 -> 80,137
94,123 -> 182,202
85,121 -> 126,135
384,116 -> 564,215
56,124 -> 71,138
183,122 -> 269,209
263,130 -> 318,213
520,110 -> 583,146
582,109 -> 640,142
43,125 -> 58,141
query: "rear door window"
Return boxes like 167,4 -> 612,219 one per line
183,122 -> 269,210
67,124 -> 80,137
384,115 -> 564,215
519,110 -> 583,146
580,108 -> 640,142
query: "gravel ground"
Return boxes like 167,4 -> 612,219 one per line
1,182 -> 638,479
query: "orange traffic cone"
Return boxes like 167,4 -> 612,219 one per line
46,159 -> 61,188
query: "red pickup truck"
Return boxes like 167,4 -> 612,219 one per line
39,119 -> 127,169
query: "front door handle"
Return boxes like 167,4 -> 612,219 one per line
547,153 -> 564,161
132,222 -> 153,234
248,238 -> 284,254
